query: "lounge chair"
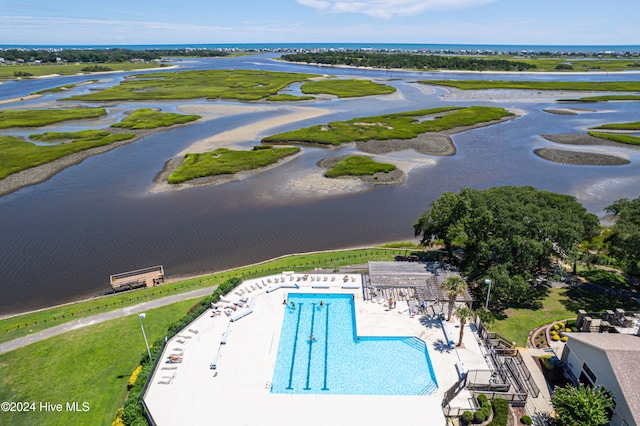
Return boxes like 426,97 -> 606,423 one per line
158,379 -> 172,384
161,366 -> 178,370
188,328 -> 198,334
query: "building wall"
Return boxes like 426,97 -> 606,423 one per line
563,339 -> 636,426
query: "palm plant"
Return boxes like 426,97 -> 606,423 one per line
441,276 -> 467,321
455,305 -> 475,347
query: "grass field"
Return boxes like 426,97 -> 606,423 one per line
64,69 -> 316,101
168,146 -> 300,184
0,62 -> 164,80
111,108 -> 201,129
0,299 -> 196,426
588,131 -> 640,145
262,106 -> 511,146
300,79 -> 396,97
0,132 -> 134,179
325,155 -> 396,177
0,108 -> 106,129
592,121 -> 640,130
418,79 -> 640,92
490,285 -> 639,346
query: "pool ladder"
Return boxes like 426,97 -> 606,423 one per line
265,380 -> 272,390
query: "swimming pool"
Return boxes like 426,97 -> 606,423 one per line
271,293 -> 438,395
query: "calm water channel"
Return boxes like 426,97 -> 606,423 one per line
1,54 -> 640,314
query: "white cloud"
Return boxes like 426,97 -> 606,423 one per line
296,0 -> 496,19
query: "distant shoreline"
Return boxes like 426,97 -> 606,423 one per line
278,59 -> 640,76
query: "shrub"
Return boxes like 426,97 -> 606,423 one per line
564,328 -> 572,333
473,394 -> 491,423
488,398 -> 509,425
553,324 -> 560,331
557,322 -> 565,329
520,415 -> 533,425
461,410 -> 474,424
127,365 -> 143,389
552,334 -> 560,341
474,410 -> 488,424
561,336 -> 568,342
81,65 -> 113,72
112,408 -> 125,426
541,355 -> 555,370
14,71 -> 33,77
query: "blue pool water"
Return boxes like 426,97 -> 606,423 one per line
271,293 -> 438,395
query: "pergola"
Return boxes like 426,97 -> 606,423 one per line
366,261 -> 473,306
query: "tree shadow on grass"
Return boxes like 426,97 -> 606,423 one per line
560,286 -> 639,313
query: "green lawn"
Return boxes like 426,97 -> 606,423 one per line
300,79 -> 396,97
0,299 -> 196,426
490,286 -> 639,346
0,108 -> 106,129
325,155 -> 396,177
111,108 -> 200,129
168,146 -> 300,184
64,69 -> 316,101
262,106 -> 511,146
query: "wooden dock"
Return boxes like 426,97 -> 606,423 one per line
110,265 -> 164,292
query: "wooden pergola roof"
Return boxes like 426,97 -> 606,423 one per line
367,261 -> 473,303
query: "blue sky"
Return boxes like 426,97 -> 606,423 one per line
1,0 -> 639,46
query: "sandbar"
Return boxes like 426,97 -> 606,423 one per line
534,148 -> 629,166
150,105 -> 335,193
543,107 -> 596,115
176,105 -> 334,154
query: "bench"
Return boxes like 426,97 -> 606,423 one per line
455,361 -> 465,379
210,351 -> 221,370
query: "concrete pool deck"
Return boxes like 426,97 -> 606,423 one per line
144,273 -> 490,425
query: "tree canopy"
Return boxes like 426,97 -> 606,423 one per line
280,52 -> 536,72
605,196 -> 640,269
551,384 -> 614,426
441,276 -> 468,321
414,186 -> 599,310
